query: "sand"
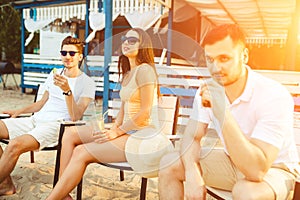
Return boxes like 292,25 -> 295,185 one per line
0,144 -> 159,200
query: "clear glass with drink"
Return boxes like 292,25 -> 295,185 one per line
89,114 -> 105,136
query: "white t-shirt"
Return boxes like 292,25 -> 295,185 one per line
33,68 -> 96,122
190,67 -> 299,166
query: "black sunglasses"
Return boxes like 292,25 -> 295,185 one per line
121,36 -> 140,45
60,51 -> 79,57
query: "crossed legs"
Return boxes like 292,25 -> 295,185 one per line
46,125 -> 130,200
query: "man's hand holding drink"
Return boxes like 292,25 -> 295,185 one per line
200,79 -> 227,126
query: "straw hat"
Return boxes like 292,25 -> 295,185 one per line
125,127 -> 174,178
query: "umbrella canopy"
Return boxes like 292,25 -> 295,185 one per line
179,0 -> 299,44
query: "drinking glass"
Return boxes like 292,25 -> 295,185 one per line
89,114 -> 105,136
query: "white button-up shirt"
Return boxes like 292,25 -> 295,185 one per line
191,67 -> 299,167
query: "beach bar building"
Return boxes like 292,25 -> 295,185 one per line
10,0 -> 300,114
11,0 -> 171,113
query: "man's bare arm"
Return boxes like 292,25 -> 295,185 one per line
222,110 -> 279,181
2,91 -> 49,118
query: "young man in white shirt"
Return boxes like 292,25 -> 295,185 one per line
0,36 -> 96,196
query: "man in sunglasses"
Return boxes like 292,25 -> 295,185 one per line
0,36 -> 96,196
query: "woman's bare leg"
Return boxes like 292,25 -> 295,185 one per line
59,126 -> 94,176
58,126 -> 96,200
46,134 -> 129,200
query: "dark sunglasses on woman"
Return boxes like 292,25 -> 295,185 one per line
121,36 -> 140,45
60,51 -> 79,57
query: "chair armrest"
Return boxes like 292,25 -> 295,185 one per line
167,134 -> 182,142
59,120 -> 86,126
0,113 -> 32,119
206,186 -> 232,199
0,113 -> 10,119
17,113 -> 33,118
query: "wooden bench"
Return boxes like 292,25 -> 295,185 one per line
21,54 -> 185,96
22,54 -> 63,92
155,66 -> 300,150
107,63 -> 212,131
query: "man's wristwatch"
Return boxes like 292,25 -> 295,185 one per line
63,90 -> 72,96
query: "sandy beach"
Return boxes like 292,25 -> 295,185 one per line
0,74 -> 160,200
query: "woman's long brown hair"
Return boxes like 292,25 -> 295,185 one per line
117,28 -> 160,96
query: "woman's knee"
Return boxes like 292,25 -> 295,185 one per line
72,145 -> 95,164
62,127 -> 79,145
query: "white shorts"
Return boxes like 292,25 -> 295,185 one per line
2,116 -> 60,149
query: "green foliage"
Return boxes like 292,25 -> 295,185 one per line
0,0 -> 21,63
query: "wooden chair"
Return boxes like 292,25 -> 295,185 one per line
0,84 -> 63,163
52,95 -> 179,200
0,69 -> 98,198
100,95 -> 179,200
0,84 -> 43,163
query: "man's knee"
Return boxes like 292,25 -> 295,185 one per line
6,139 -> 25,157
159,151 -> 182,177
232,180 -> 274,200
0,120 -> 9,139
232,183 -> 257,200
6,135 -> 39,156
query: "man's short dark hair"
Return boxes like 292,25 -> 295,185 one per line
61,36 -> 84,54
201,24 -> 246,48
